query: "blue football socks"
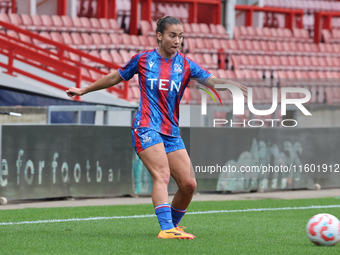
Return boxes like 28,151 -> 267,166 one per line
171,205 -> 187,227
155,203 -> 175,231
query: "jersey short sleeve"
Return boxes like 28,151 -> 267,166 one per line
118,53 -> 143,81
186,57 -> 212,84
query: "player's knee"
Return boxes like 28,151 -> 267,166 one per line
153,169 -> 171,186
180,179 -> 197,194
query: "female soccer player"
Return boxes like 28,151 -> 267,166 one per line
66,16 -> 247,239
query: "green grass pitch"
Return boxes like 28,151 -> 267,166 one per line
1,197 -> 340,254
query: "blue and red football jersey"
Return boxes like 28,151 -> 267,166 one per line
118,49 -> 212,137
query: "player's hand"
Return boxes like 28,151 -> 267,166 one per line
66,87 -> 84,97
212,78 -> 248,98
229,80 -> 247,98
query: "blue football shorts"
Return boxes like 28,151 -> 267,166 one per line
131,127 -> 186,154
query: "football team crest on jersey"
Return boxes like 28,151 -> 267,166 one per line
174,64 -> 182,73
141,133 -> 152,143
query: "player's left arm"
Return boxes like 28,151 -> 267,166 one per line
205,76 -> 248,98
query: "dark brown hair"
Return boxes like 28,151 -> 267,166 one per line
155,16 -> 183,45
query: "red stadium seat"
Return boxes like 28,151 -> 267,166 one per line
61,32 -> 76,48
210,24 -> 229,40
230,55 -> 240,70
216,69 -> 227,78
225,40 -> 238,55
248,55 -> 258,69
140,20 -> 152,36
81,68 -> 91,80
71,16 -> 86,32
191,23 -> 202,38
147,36 -> 158,48
31,15 -> 47,31
121,34 -> 135,50
281,42 -> 292,55
8,13 -> 23,28
209,23 -> 218,37
18,33 -> 33,45
69,51 -> 81,62
332,29 -> 340,43
51,15 -> 68,32
295,42 -> 306,56
273,41 -> 285,55
100,33 -> 115,49
110,50 -> 124,66
216,24 -> 229,40
246,26 -> 256,40
83,50 -> 102,68
40,15 -> 57,31
80,17 -> 95,33
293,28 -> 313,43
89,18 -> 105,33
20,14 -> 36,31
108,19 -> 124,34
194,38 -> 209,53
199,23 -> 212,38
88,69 -> 102,80
50,32 -> 64,44
279,56 -> 290,70
225,70 -> 236,79
325,57 -> 336,71
236,40 -> 248,54
193,53 -> 209,69
0,13 -> 10,26
255,55 -> 266,70
267,41 -> 277,55
100,50 -> 113,63
233,26 -> 242,40
119,49 -> 132,63
109,33 -> 126,50
139,35 -> 152,50
259,41 -> 270,55
321,29 -> 332,43
98,18 -> 115,34
270,28 -> 280,42
32,31 -> 52,49
271,56 -> 281,70
91,33 -> 106,50
262,27 -> 271,41
183,37 -> 195,53
283,28 -> 293,41
254,27 -> 265,40
287,42 -> 298,55
130,35 -> 144,51
183,23 -> 195,37
6,30 -> 19,40
210,38 -> 222,52
60,16 -> 77,32
287,56 -> 298,70
276,28 -> 286,41
81,33 -> 96,50
202,53 -> 218,69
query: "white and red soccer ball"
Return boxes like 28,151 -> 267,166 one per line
306,213 -> 340,246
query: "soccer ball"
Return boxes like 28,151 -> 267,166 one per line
306,213 -> 340,246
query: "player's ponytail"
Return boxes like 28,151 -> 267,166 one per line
155,16 -> 182,45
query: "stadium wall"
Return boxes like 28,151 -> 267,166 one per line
0,125 -> 339,200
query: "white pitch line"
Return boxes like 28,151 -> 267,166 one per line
1,204 -> 340,226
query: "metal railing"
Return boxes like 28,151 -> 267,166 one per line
47,105 -> 137,125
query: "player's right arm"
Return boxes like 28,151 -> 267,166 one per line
66,70 -> 123,97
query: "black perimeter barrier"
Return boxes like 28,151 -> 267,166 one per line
0,125 -> 339,200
